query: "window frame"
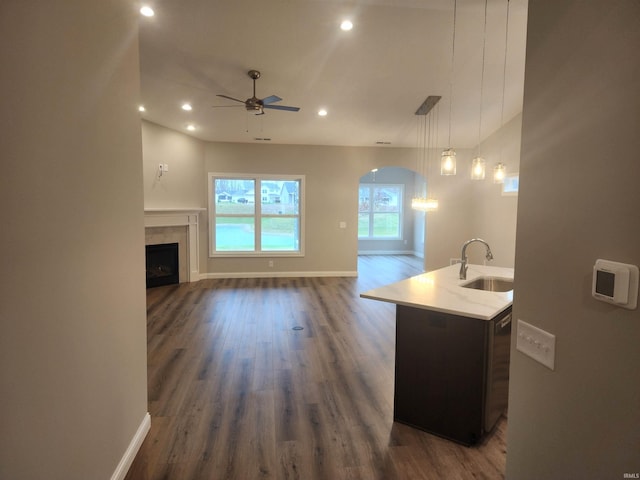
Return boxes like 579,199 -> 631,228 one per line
358,183 -> 404,240
208,172 -> 305,257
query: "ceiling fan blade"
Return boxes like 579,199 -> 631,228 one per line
216,94 -> 245,104
261,95 -> 282,105
264,104 -> 300,112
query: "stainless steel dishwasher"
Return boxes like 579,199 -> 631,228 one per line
484,307 -> 512,432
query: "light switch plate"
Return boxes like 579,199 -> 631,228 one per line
516,319 -> 556,370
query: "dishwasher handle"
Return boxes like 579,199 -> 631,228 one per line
496,312 -> 512,331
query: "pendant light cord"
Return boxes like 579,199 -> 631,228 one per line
498,0 -> 511,166
499,0 -> 511,130
447,0 -> 457,148
477,0 -> 488,154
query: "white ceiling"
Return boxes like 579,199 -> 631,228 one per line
138,0 -> 528,148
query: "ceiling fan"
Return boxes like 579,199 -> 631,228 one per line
216,70 -> 300,115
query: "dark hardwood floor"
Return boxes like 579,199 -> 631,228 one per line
125,255 -> 507,480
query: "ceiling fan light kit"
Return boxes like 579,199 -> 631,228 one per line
216,69 -> 300,116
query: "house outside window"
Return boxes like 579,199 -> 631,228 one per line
208,173 -> 304,256
358,184 -> 403,239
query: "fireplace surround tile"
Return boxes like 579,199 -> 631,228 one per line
144,208 -> 204,282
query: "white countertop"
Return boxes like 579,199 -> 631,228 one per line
360,264 -> 514,320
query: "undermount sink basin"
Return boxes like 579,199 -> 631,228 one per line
461,276 -> 514,292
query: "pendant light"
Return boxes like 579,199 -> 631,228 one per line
412,96 -> 441,212
494,0 -> 511,184
493,163 -> 506,183
471,0 -> 488,181
441,0 -> 458,176
471,157 -> 486,180
425,103 -> 439,210
411,114 -> 427,211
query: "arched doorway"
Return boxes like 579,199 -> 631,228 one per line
357,166 -> 426,280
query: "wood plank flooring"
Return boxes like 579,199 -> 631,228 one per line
125,255 -> 507,480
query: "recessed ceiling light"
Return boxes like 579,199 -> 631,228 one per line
186,124 -> 195,131
181,103 -> 192,111
140,6 -> 154,17
340,20 -> 353,31
318,109 -> 328,117
138,105 -> 146,112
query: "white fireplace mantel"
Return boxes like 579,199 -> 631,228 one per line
144,208 -> 205,282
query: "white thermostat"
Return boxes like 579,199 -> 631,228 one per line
592,259 -> 639,310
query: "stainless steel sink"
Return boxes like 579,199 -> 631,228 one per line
461,276 -> 513,292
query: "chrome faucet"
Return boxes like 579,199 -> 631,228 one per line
459,238 -> 494,280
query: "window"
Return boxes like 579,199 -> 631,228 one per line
502,173 -> 519,196
358,184 -> 403,239
208,173 -> 304,256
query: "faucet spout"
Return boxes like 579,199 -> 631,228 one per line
459,238 -> 494,280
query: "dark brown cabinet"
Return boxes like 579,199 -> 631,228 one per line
394,304 -> 512,446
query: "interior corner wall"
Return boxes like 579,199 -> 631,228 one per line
0,2 -> 148,479
142,120 -> 206,209
507,1 -> 640,478
469,113 -> 522,268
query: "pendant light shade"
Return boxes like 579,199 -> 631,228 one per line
440,148 -> 456,175
493,162 -> 506,183
471,156 -> 486,180
411,197 -> 439,212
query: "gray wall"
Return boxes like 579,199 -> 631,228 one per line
141,119 -> 521,276
142,120 -> 205,209
507,1 -> 640,478
0,2 -> 148,479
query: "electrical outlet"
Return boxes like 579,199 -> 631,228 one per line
450,258 -> 462,265
268,260 -> 274,267
516,319 -> 556,370
163,163 -> 169,172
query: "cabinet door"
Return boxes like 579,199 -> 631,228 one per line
394,305 -> 488,445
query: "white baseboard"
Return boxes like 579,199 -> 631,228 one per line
111,412 -> 151,480
202,270 -> 358,279
357,250 -> 417,255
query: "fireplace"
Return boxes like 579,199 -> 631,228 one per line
146,243 -> 179,288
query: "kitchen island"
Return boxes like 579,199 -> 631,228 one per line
360,263 -> 514,446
